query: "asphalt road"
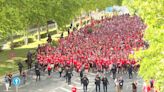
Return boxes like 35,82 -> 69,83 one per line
0,70 -> 143,92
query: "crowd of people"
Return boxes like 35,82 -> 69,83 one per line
4,14 -> 158,92
36,14 -> 146,74
34,14 -> 148,92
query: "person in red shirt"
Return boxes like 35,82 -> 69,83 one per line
72,86 -> 77,92
47,64 -> 52,77
76,63 -> 81,73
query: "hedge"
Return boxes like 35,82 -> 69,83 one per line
52,40 -> 59,47
28,37 -> 34,43
12,40 -> 24,48
11,37 -> 34,48
35,30 -> 57,39
0,45 -> 2,52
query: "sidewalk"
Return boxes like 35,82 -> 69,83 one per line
0,68 -> 34,86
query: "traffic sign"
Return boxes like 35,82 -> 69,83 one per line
12,77 -> 21,86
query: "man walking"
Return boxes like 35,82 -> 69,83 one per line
128,64 -> 133,79
82,75 -> 89,92
26,51 -> 33,69
22,71 -> 26,84
95,75 -> 101,92
65,67 -> 69,83
102,76 -> 109,92
111,64 -> 117,79
58,66 -> 63,77
80,70 -> 84,84
18,62 -> 23,75
35,67 -> 41,81
67,70 -> 72,85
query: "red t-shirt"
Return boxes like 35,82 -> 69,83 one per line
47,65 -> 51,71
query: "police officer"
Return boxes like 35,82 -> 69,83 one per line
18,62 -> 23,75
58,66 -> 63,77
82,75 -> 89,92
102,76 -> 109,92
95,75 -> 101,92
80,70 -> 84,84
67,70 -> 72,85
35,67 -> 41,81
27,51 -> 33,69
65,67 -> 69,83
128,64 -> 133,79
111,64 -> 117,79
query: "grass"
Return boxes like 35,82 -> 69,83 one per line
0,48 -> 33,76
0,18 -> 90,77
0,67 -> 15,76
0,28 -> 68,76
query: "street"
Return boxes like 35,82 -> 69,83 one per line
0,70 -> 143,92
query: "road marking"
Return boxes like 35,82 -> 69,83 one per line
72,81 -> 81,85
59,87 -> 70,92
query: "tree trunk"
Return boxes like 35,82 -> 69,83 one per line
24,30 -> 28,45
37,24 -> 41,41
46,22 -> 49,34
10,32 -> 14,50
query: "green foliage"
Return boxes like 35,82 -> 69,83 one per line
28,38 -> 34,43
0,48 -> 33,76
0,4 -> 23,39
11,37 -> 34,48
0,0 -> 121,38
38,30 -> 58,39
123,0 -> 164,91
52,40 -> 59,47
12,40 -> 24,48
0,45 -> 2,52
83,21 -> 87,26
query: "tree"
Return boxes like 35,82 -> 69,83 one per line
123,0 -> 164,91
0,1 -> 23,49
0,0 -> 121,46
